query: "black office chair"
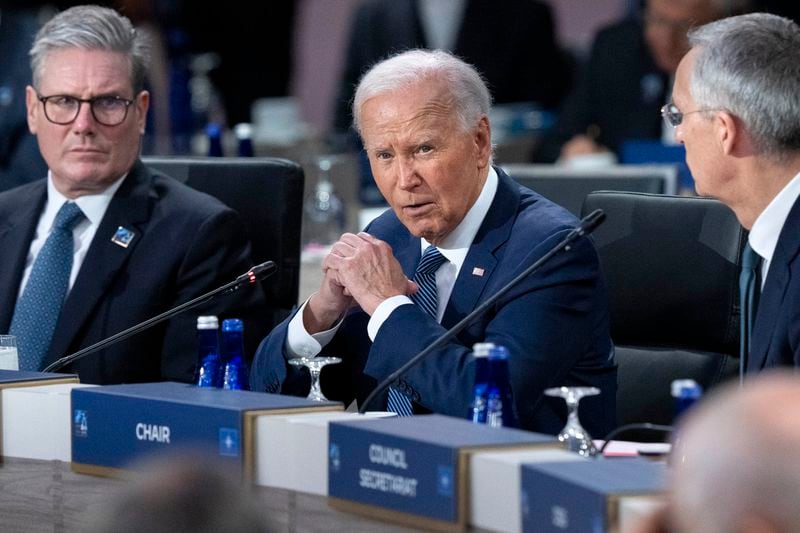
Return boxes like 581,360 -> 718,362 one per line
504,164 -> 678,216
141,156 -> 304,330
581,192 -> 745,436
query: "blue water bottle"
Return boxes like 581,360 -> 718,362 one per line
195,315 -> 221,388
671,379 -> 702,419
469,342 -> 494,423
206,123 -> 224,157
222,318 -> 249,390
234,123 -> 254,157
485,345 -> 517,428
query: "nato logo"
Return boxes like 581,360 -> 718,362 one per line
73,409 -> 88,438
218,428 -> 239,457
437,465 -> 453,497
329,443 -> 341,472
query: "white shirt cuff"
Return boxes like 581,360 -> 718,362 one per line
285,299 -> 343,358
367,295 -> 414,341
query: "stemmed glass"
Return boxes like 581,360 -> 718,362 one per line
544,386 -> 600,457
288,356 -> 341,401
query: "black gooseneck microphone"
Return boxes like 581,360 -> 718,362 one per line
42,261 -> 277,373
358,209 -> 606,414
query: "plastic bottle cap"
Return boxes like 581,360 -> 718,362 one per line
472,342 -> 495,358
222,318 -> 244,332
671,379 -> 702,398
197,315 -> 219,329
234,122 -> 253,139
489,345 -> 509,360
205,123 -> 221,137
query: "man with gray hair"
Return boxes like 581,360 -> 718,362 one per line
630,372 -> 800,533
666,13 -> 800,372
251,49 -> 616,435
0,5 -> 267,383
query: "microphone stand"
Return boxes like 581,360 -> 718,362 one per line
42,261 -> 277,373
358,210 -> 606,414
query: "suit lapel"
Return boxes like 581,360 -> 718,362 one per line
45,162 -> 153,364
441,169 -> 519,328
0,183 -> 46,332
749,196 -> 800,371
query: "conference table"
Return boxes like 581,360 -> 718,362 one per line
0,457 -> 437,532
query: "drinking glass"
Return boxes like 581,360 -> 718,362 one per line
288,356 -> 341,401
0,335 -> 19,371
544,386 -> 600,457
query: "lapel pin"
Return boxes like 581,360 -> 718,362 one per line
111,226 -> 136,248
472,267 -> 485,277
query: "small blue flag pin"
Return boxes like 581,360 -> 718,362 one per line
110,226 -> 135,248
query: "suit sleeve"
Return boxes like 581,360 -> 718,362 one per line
159,207 -> 269,382
366,230 -> 610,428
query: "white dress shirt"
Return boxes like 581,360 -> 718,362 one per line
286,167 -> 500,357
17,173 -> 126,299
748,170 -> 800,289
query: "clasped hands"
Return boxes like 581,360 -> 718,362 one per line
303,232 -> 418,333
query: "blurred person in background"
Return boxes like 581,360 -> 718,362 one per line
533,0 -> 750,164
90,454 -> 274,533
332,0 -> 572,141
627,372 -> 800,533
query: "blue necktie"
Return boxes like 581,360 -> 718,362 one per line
386,245 -> 447,416
10,202 -> 85,371
739,242 -> 761,381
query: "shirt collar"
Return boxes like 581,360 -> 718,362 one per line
45,172 -> 127,227
749,170 -> 800,264
421,166 -> 499,269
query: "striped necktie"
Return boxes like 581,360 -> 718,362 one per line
386,245 -> 447,415
739,242 -> 761,380
10,202 -> 85,371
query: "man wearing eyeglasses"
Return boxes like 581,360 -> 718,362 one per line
668,13 -> 800,373
0,5 -> 267,384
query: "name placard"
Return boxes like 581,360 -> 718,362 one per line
328,414 -> 557,531
71,382 -> 340,477
521,458 -> 666,532
0,369 -> 78,389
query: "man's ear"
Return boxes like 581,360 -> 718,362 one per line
716,110 -> 739,156
25,85 -> 40,134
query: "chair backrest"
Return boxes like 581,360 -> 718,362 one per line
581,191 -> 746,431
142,156 -> 304,327
503,164 -> 678,216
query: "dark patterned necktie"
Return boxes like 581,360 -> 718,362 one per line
386,245 -> 447,415
10,202 -> 85,370
739,242 -> 761,380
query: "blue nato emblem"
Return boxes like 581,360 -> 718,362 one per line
110,226 -> 136,248
329,442 -> 341,472
437,465 -> 454,497
218,428 -> 239,457
73,409 -> 88,437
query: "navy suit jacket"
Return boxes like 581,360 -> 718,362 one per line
0,160 -> 269,384
250,170 -> 616,436
748,194 -> 800,371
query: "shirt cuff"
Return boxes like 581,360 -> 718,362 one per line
367,295 -> 414,341
285,298 -> 343,358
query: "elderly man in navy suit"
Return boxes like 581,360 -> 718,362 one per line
251,49 -> 616,435
0,6 -> 267,384
667,13 -> 800,373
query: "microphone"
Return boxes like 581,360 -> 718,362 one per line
42,261 -> 277,373
358,209 -> 606,414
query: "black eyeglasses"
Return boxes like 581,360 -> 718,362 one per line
660,103 -> 717,127
37,93 -> 135,126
